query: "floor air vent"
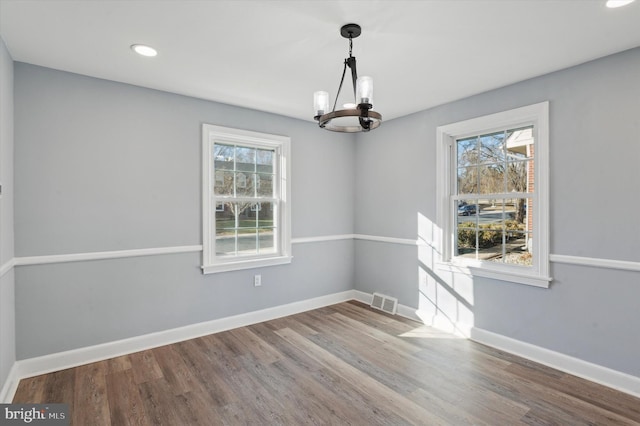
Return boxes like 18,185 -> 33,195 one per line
370,293 -> 398,315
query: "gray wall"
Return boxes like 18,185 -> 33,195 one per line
354,47 -> 640,377
8,45 -> 640,383
0,36 -> 16,392
14,63 -> 355,359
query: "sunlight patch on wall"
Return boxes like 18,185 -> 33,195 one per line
417,212 -> 474,337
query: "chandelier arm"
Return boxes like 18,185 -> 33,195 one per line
347,56 -> 358,101
332,60 -> 349,112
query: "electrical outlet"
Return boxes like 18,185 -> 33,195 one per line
254,274 -> 262,287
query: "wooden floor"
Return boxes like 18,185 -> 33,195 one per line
13,301 -> 640,425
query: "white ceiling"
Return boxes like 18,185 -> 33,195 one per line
1,0 -> 639,123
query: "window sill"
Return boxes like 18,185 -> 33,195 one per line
435,261 -> 552,288
202,255 -> 292,274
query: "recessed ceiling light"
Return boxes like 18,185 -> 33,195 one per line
606,0 -> 635,8
131,44 -> 158,57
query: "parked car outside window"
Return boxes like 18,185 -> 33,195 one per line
458,204 -> 477,216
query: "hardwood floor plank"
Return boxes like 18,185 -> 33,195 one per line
152,344 -> 201,396
194,332 -> 293,424
471,357 -> 639,425
274,326 -> 449,425
11,374 -> 46,403
408,386 -> 504,426
73,361 -> 111,426
105,354 -> 133,374
129,350 -> 164,384
105,369 -> 149,426
262,314 -> 320,337
226,326 -> 283,364
172,338 -> 240,407
173,391 -> 225,426
138,378 -> 185,426
558,373 -> 640,422
310,331 -> 418,391
247,322 -> 326,374
11,302 -> 640,425
233,354 -> 343,424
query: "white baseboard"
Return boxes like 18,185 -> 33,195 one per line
3,290 -> 357,402
351,289 -> 372,305
414,310 -> 472,337
353,289 -> 424,318
352,290 -> 470,336
470,327 -> 640,399
0,363 -> 19,403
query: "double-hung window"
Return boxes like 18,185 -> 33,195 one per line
202,124 -> 291,273
436,102 -> 550,287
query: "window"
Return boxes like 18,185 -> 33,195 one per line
202,124 -> 291,273
436,102 -> 550,287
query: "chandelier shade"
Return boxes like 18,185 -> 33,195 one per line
313,24 -> 382,133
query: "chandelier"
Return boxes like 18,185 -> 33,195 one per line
313,24 -> 382,132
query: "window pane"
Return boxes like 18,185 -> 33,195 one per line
235,202 -> 254,227
235,172 -> 254,196
257,149 -> 274,167
237,230 -> 258,255
479,132 -> 505,164
214,144 -> 234,170
502,232 -> 533,266
482,199 -> 507,223
478,164 -> 505,194
457,166 -> 478,195
236,147 -> 256,172
258,229 -> 276,254
505,126 -> 534,161
256,173 -> 274,197
215,229 -> 237,255
506,160 -> 530,193
257,201 -> 275,228
486,231 -> 532,265
215,204 -> 236,256
456,226 -> 477,258
477,224 -> 502,252
510,197 -> 530,227
215,205 -> 235,230
457,137 -> 477,167
456,200 -> 478,219
214,171 -> 234,196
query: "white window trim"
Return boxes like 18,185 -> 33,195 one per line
202,124 -> 292,274
435,102 -> 551,288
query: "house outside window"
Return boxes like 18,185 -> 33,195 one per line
202,124 -> 291,274
436,102 -> 550,287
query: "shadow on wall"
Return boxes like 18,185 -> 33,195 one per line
416,212 -> 474,337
